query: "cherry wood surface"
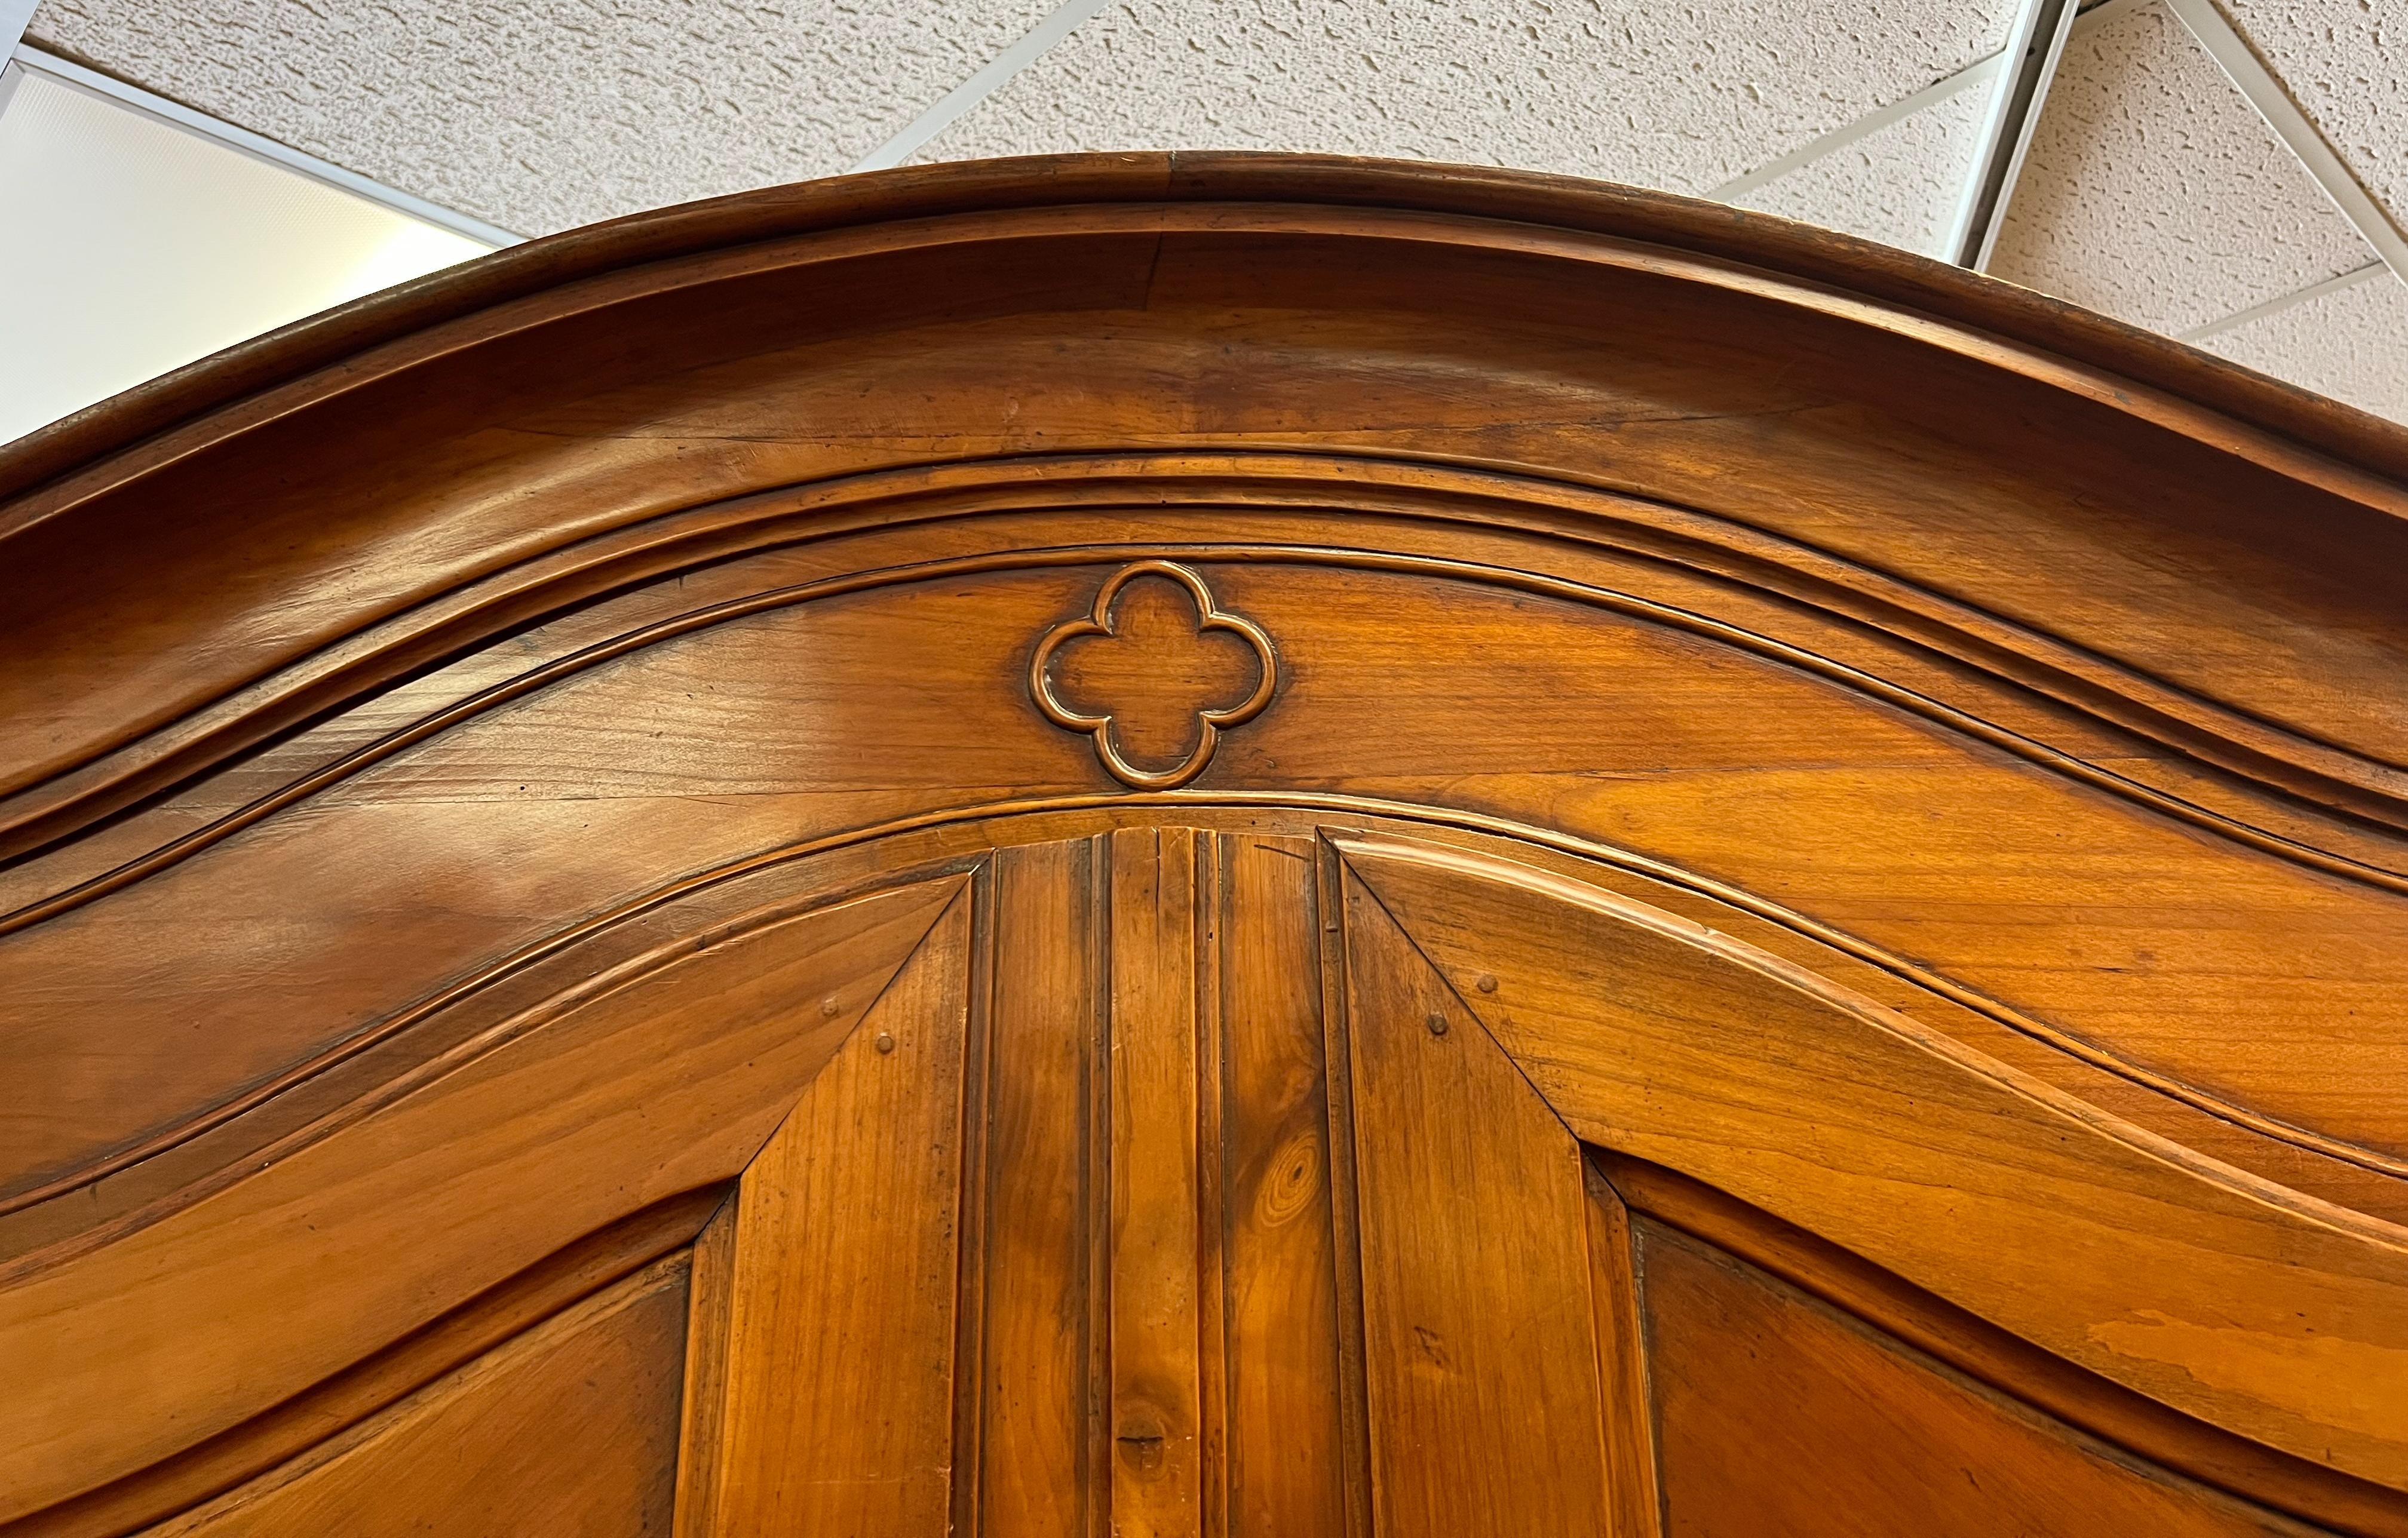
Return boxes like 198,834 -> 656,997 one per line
3,155 -> 2406,1534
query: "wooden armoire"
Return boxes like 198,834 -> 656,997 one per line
2,154 -> 2405,1537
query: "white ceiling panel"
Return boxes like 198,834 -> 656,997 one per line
2198,268 -> 2408,426
1986,0 -> 2372,336
0,61 -> 488,443
1728,73 -> 1990,258
2219,0 -> 2408,241
919,0 -> 2016,198
26,0 -> 1056,236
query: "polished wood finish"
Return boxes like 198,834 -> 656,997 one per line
137,1257 -> 691,1537
1637,1218 -> 2323,1537
680,892 -> 974,1534
4,154 -> 2406,1534
1339,864 -> 1615,1534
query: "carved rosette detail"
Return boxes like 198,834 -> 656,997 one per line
1029,560 -> 1279,791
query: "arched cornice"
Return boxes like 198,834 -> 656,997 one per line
2,153 -> 2406,865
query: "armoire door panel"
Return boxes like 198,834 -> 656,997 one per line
19,821 -> 2392,1535
140,1255 -> 691,1537
1634,1213 -> 2330,1536
1333,833 -> 2408,1490
1338,863 -> 1618,1536
0,875 -> 962,1524
675,889 -> 976,1536
14,158 -> 2408,1538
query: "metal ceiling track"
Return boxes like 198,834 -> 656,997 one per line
1946,0 -> 2081,271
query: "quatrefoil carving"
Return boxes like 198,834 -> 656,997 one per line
1029,561 -> 1279,791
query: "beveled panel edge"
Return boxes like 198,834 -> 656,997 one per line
0,858 -> 976,1250
1596,1150 -> 2408,1538
0,1190 -> 725,1538
1333,829 -> 2408,1491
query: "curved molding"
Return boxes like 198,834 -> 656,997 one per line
0,872 -> 964,1519
2,162 -> 2406,863
1597,1150 -> 2408,1537
1335,831 -> 2408,1491
0,1189 -> 724,1538
8,793 -> 2403,1279
5,155 -> 2406,514
8,511 -> 2407,948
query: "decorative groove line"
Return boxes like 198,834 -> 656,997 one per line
0,865 -> 978,1272
7,790 -> 2404,1251
10,534 -> 2408,957
7,452 -> 2407,876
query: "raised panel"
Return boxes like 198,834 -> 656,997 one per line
1635,1214 -> 2326,1536
1338,860 -> 1616,1536
137,1256 -> 690,1537
0,876 -> 961,1522
1338,832 -> 2408,1494
677,889 -> 974,1535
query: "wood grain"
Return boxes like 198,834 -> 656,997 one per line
138,1254 -> 691,1537
16,554 -> 2408,1227
1339,861 -> 1614,1536
1584,1164 -> 1665,1538
1215,834 -> 1351,1537
8,1186 -> 724,1538
1637,1217 -> 2327,1537
1597,1150 -> 2408,1537
0,877 -> 959,1522
1339,833 -> 2408,1491
1105,827 -> 1208,1537
970,839 -> 1103,1538
689,889 -> 974,1536
6,152 -> 2408,1536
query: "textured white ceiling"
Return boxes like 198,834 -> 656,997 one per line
917,0 -> 2014,197
1729,75 -> 1992,257
2202,268 -> 2408,422
14,0 -> 2407,423
1988,0 -> 2372,335
2222,0 -> 2407,226
26,0 -> 1056,235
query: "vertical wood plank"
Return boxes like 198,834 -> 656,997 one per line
671,1196 -> 739,1538
698,891 -> 974,1536
1219,834 -> 1351,1536
1315,840 -> 1378,1538
1584,1164 -> 1666,1538
1339,866 -> 1613,1537
1107,827 -> 1206,1538
974,840 -> 1103,1538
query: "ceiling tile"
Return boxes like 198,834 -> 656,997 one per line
921,0 -> 2016,197
1986,0 -> 2372,336
1728,75 -> 1990,257
25,0 -> 1056,236
2198,268 -> 2408,425
2219,0 -> 2408,240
